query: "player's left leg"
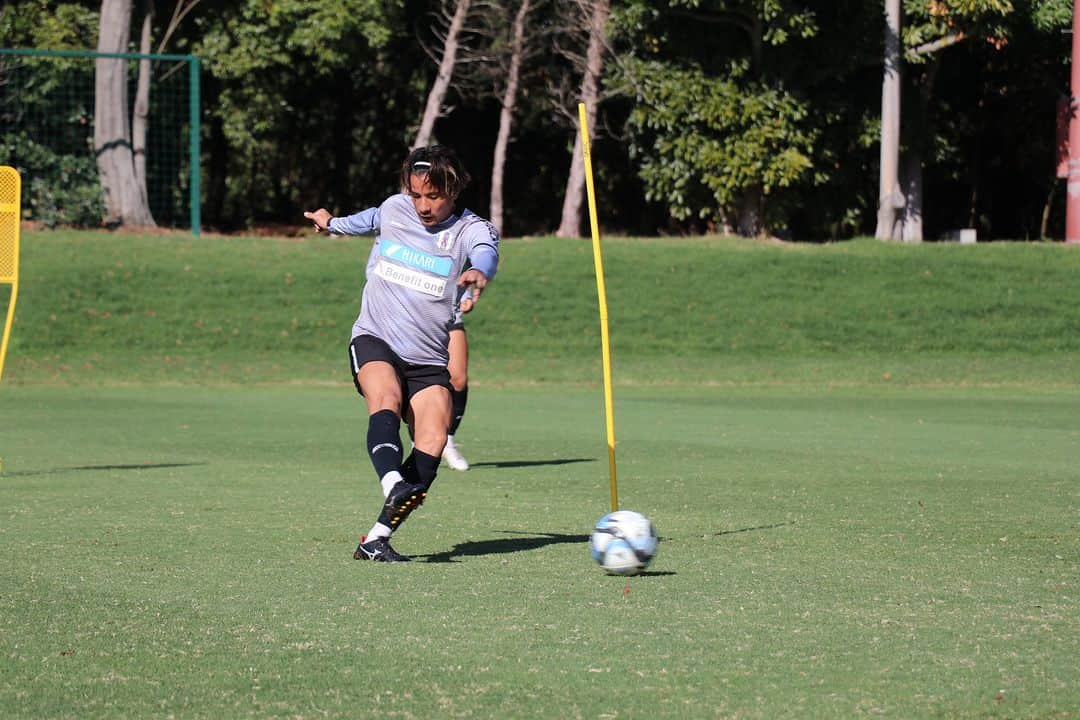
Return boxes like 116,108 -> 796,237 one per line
443,327 -> 470,471
409,383 -> 452,490
371,371 -> 451,539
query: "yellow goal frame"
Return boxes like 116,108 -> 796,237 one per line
0,166 -> 20,383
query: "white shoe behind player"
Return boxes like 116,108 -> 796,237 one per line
442,435 -> 470,471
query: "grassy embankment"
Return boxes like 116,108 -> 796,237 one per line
3,229 -> 1078,387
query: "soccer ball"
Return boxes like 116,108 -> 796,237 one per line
589,510 -> 658,575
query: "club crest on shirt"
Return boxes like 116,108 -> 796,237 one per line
435,230 -> 454,251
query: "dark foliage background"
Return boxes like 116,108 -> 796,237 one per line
0,0 -> 1072,240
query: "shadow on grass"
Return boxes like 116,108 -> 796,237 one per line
417,530 -> 590,563
418,531 -> 678,576
3,462 -> 207,478
715,521 -> 794,536
469,458 -> 595,469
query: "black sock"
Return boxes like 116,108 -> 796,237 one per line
401,451 -> 417,483
449,385 -> 468,435
413,449 -> 441,491
367,409 -> 402,479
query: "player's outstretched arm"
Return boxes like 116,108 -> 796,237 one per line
306,206 -> 381,236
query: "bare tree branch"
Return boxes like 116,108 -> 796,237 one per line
910,31 -> 966,57
157,0 -> 203,53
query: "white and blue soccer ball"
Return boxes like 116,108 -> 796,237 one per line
589,510 -> 658,575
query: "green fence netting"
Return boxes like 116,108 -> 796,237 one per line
0,48 -> 200,233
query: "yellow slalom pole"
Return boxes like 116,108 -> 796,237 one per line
0,166 -> 20,385
577,103 -> 619,512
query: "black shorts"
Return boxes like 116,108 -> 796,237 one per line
348,334 -> 452,402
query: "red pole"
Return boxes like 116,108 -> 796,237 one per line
1067,0 -> 1080,242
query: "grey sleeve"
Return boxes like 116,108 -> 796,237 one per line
329,206 -> 380,236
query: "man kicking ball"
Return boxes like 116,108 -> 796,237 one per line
304,145 -> 499,562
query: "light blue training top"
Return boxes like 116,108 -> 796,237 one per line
327,193 -> 499,366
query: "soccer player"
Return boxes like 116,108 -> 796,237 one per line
304,145 -> 499,563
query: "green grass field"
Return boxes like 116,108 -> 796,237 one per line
1,232 -> 1077,718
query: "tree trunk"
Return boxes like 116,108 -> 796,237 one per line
748,12 -> 763,78
900,151 -> 923,242
95,0 -> 155,227
132,0 -> 152,201
489,0 -> 529,233
556,0 -> 609,238
1040,183 -> 1055,239
413,0 -> 471,149
737,184 -> 763,237
875,0 -> 902,241
898,55 -> 942,243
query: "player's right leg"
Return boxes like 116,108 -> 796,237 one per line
351,336 -> 406,496
349,335 -> 410,562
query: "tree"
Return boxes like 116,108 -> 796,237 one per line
0,2 -> 99,48
620,58 -> 816,233
489,0 -> 537,231
131,0 -> 202,195
878,0 -> 1020,242
132,0 -> 152,192
416,0 -> 546,232
14,0 -> 1064,238
413,0 -> 475,149
556,0 -> 610,238
95,0 -> 155,226
193,0 -> 406,228
876,0 -> 903,241
610,0 -> 821,235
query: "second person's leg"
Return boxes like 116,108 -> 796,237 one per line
443,327 -> 470,470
